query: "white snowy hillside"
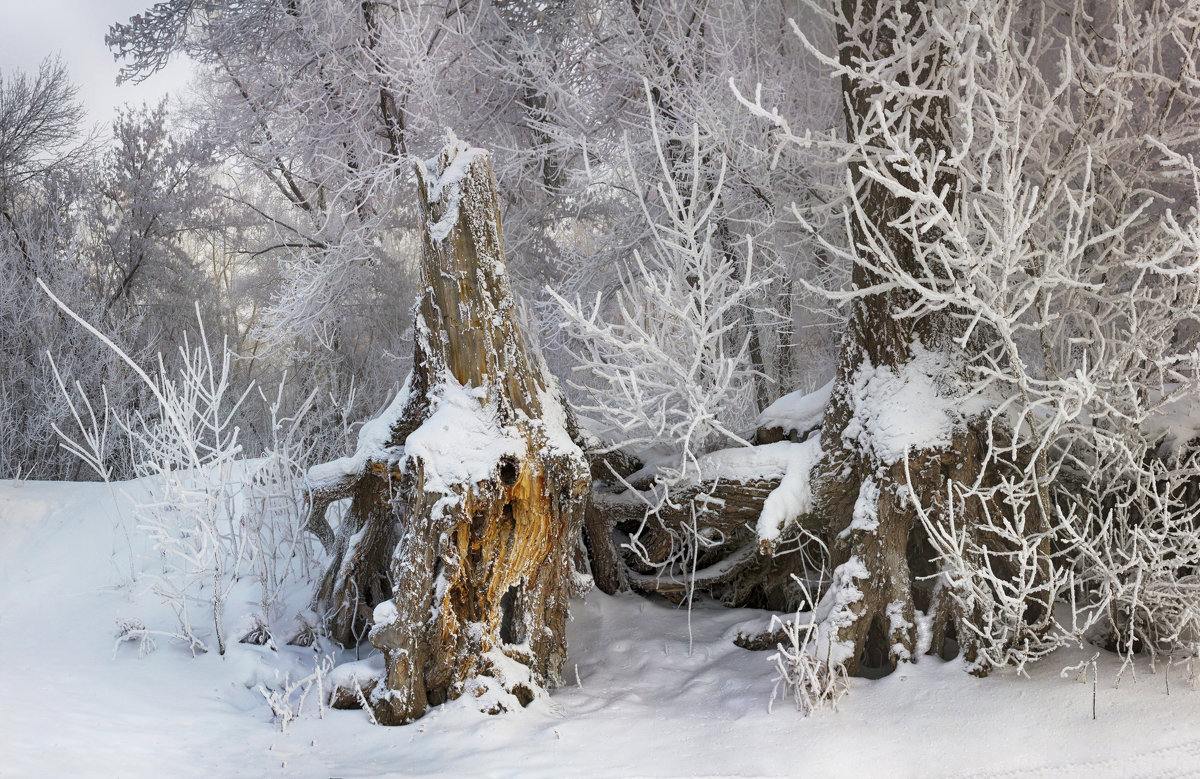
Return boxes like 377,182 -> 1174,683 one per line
4,475 -> 1200,778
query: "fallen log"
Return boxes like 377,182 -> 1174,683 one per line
584,439 -> 827,610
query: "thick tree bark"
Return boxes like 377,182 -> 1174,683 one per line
315,137 -> 590,725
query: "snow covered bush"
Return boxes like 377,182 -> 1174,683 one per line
550,115 -> 771,481
549,110 -> 784,596
768,578 -> 848,716
240,380 -> 323,631
256,654 -> 334,733
1062,435 -> 1200,673
113,320 -> 253,656
45,286 -> 319,656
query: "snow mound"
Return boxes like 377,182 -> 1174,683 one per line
842,346 -> 986,464
328,655 -> 385,692
756,379 -> 833,438
404,379 -> 524,495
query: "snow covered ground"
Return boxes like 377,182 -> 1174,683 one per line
3,476 -> 1200,778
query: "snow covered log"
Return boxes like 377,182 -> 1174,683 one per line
589,438 -> 827,608
755,380 -> 831,445
311,136 -> 590,725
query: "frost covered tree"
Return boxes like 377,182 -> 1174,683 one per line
107,1 -> 426,387
107,1 -> 580,357
781,0 -> 1044,676
88,100 -> 220,333
525,0 -> 844,402
552,121 -> 768,484
0,59 -> 153,480
729,0 -> 1200,679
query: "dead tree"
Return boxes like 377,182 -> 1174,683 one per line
309,136 -> 590,725
584,438 -> 826,611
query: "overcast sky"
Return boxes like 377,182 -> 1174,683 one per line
1,0 -> 193,129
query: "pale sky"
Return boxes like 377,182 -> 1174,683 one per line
0,0 -> 193,129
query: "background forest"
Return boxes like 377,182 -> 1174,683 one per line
2,0 -> 840,483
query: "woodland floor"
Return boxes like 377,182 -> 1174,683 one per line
3,477 -> 1200,778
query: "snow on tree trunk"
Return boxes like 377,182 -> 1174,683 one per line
312,136 -> 590,724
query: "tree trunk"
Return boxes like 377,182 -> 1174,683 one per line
798,0 -> 1051,676
314,136 -> 590,725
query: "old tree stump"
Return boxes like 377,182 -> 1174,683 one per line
307,137 -> 590,725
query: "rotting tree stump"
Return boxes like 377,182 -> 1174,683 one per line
309,135 -> 590,725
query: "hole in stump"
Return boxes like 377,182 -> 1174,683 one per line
499,583 -> 522,644
511,684 -> 534,708
857,615 -> 897,679
499,456 -> 520,486
940,621 -> 961,661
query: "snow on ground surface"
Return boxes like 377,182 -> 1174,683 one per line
4,476 -> 1200,778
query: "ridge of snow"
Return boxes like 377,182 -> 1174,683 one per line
696,440 -> 813,483
536,385 -> 585,460
812,556 -> 870,666
839,477 -> 879,539
306,372 -> 413,488
756,379 -> 833,437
